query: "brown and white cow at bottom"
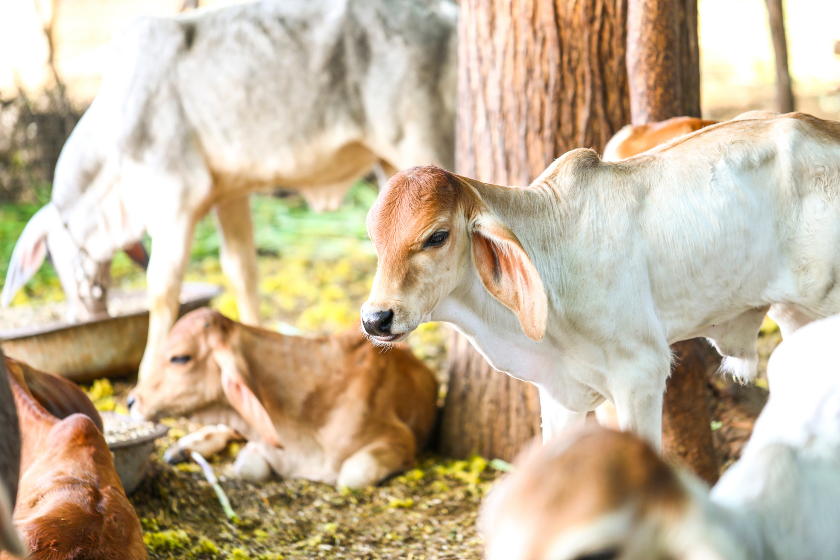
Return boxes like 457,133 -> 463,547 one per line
128,308 -> 438,489
481,314 -> 840,560
2,357 -> 146,560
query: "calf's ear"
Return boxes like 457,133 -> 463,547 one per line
471,213 -> 547,341
214,346 -> 283,448
1,204 -> 58,307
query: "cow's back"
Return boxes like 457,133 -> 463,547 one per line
102,0 -> 456,185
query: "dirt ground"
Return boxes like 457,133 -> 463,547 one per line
92,324 -> 779,560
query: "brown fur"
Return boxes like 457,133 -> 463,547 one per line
482,428 -> 689,560
130,308 -> 439,486
2,359 -> 145,560
608,117 -> 717,160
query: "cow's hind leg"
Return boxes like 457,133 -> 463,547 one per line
337,427 -> 416,489
233,442 -> 273,483
768,303 -> 815,339
702,306 -> 769,382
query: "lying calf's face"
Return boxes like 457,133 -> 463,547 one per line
361,166 -> 547,344
481,429 -> 707,560
129,308 -> 283,448
129,308 -> 226,421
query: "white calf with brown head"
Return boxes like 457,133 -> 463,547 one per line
362,113 -> 840,450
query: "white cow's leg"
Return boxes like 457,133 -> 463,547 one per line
537,387 -> 587,443
214,196 -> 260,326
768,303 -> 815,339
138,216 -> 195,381
163,424 -> 240,464
233,442 -> 273,482
613,387 -> 664,453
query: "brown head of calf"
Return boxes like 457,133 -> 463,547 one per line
361,165 -> 547,343
127,308 -> 281,447
481,428 -> 709,560
3,358 -> 146,560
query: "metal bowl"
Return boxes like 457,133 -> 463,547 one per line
102,413 -> 169,495
0,282 -> 222,382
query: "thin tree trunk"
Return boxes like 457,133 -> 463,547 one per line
440,0 -> 631,462
764,0 -> 794,113
627,0 -> 719,484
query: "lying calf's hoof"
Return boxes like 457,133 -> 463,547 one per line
163,446 -> 188,464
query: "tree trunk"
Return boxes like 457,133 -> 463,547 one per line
439,0 -> 631,462
764,0 -> 794,113
627,0 -> 719,484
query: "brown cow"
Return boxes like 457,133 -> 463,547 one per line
128,308 -> 438,489
602,116 -> 717,162
2,358 -> 146,560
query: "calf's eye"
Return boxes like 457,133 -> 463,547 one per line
423,230 -> 449,249
170,355 -> 192,365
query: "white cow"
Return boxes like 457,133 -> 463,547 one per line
2,0 -> 457,381
361,112 -> 840,451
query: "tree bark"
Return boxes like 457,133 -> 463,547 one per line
627,0 -> 719,484
764,0 -> 794,113
439,0 -> 631,462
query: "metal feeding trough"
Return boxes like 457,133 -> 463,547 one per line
103,412 -> 169,494
0,282 -> 222,382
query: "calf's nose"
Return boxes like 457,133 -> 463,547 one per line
362,309 -> 394,336
127,395 -> 136,409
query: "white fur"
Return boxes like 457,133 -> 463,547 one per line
601,124 -> 633,162
232,442 -> 273,482
337,450 -> 390,489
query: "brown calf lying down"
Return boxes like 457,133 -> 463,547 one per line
602,116 -> 717,161
129,308 -> 438,488
2,358 -> 146,560
0,351 -> 23,558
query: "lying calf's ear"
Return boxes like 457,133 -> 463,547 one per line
471,213 -> 547,341
1,203 -> 58,307
214,347 -> 283,449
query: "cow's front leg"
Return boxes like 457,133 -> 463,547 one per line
138,217 -> 195,382
537,387 -> 587,443
214,196 -> 260,326
613,387 -> 664,453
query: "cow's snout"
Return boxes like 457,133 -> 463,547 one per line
126,395 -> 136,409
362,309 -> 394,337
